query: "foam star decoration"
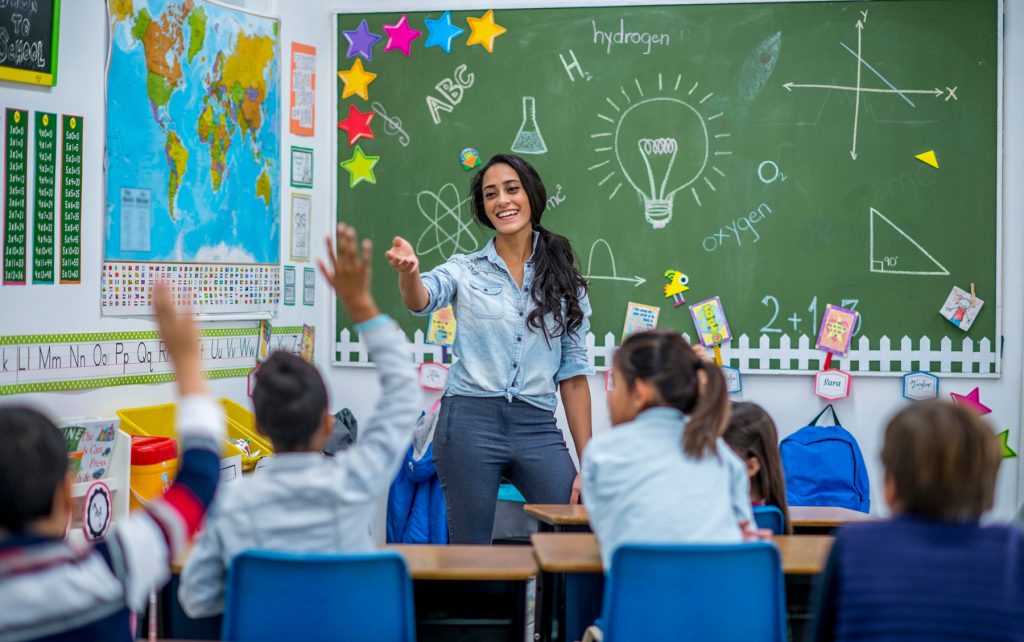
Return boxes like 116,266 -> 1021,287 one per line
950,387 -> 991,415
382,14 -> 422,57
424,11 -> 464,54
466,10 -> 507,53
337,104 -> 375,147
340,145 -> 379,188
342,19 -> 381,60
337,59 -> 377,100
997,430 -> 1017,459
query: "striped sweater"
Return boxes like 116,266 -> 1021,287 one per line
0,396 -> 222,642
809,515 -> 1024,642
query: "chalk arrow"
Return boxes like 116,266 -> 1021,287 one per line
587,275 -> 647,287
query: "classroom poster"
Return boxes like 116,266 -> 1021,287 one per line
290,193 -> 312,260
303,267 -> 315,306
622,301 -> 660,340
290,43 -> 316,136
4,108 -> 28,285
59,114 -> 82,284
688,297 -> 732,347
104,2 -> 281,314
60,420 -> 117,483
284,265 -> 296,306
32,112 -> 57,284
290,146 -> 314,188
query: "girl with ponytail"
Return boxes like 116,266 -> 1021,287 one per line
582,331 -> 763,569
385,154 -> 593,544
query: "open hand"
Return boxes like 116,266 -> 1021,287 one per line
384,236 -> 420,274
317,224 -> 379,324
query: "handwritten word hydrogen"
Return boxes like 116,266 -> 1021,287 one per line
592,20 -> 670,56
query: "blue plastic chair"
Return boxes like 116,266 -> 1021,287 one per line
753,505 -> 786,535
599,543 -> 786,642
221,550 -> 416,642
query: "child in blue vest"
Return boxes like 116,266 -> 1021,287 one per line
724,402 -> 792,533
809,400 -> 1024,641
582,330 -> 761,570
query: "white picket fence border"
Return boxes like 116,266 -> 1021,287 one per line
334,330 -> 999,377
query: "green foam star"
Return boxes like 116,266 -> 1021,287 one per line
997,430 -> 1017,459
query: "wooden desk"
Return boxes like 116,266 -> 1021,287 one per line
387,544 -> 537,642
530,533 -> 833,642
525,503 -> 872,533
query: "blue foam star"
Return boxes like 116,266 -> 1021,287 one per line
423,11 -> 464,54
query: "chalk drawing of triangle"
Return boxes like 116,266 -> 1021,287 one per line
869,207 -> 949,276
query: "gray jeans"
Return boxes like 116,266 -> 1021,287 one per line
433,395 -> 577,544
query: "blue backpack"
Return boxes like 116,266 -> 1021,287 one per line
780,405 -> 870,513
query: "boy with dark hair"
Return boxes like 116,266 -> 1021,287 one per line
179,225 -> 419,618
0,284 -> 224,641
809,400 -> 1024,641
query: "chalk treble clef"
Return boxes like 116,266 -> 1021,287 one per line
371,102 -> 410,147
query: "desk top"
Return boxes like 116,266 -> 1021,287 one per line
387,544 -> 538,581
529,533 -> 833,576
523,504 -> 872,529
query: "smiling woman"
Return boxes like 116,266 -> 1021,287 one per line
385,154 -> 594,544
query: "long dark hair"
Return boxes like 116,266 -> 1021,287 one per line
724,402 -> 791,533
470,154 -> 588,339
613,331 -> 730,459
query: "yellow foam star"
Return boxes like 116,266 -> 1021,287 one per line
338,59 -> 377,100
466,10 -> 507,53
340,145 -> 379,188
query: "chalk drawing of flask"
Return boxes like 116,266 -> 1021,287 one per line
511,96 -> 547,155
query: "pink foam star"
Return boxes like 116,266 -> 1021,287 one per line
950,387 -> 991,415
383,15 -> 422,57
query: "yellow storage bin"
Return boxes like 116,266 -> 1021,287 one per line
218,398 -> 273,457
117,399 -> 272,471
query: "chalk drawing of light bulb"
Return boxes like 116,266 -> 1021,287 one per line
591,75 -> 731,229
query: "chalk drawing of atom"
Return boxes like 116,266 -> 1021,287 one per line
416,183 -> 481,259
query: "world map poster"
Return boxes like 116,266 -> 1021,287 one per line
104,0 -> 281,314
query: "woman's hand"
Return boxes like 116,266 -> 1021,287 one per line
385,236 -> 420,274
570,472 -> 582,504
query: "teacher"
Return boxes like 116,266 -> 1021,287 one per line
385,154 -> 593,544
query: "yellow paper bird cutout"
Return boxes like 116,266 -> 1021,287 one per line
663,270 -> 689,307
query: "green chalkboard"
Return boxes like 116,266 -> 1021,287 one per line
0,0 -> 60,86
334,0 -> 999,375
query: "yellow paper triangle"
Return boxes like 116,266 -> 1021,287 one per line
915,150 -> 939,169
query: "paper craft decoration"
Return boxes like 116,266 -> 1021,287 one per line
337,104 -> 375,147
722,366 -> 742,394
688,297 -> 731,347
816,304 -> 858,356
424,11 -> 465,53
83,481 -> 112,542
382,15 -> 422,56
950,386 -> 991,415
426,305 -> 456,346
340,145 -> 380,187
338,58 -> 377,100
662,270 -> 689,307
622,302 -> 660,340
419,362 -> 449,391
460,147 -> 481,171
915,150 -> 939,169
997,430 -> 1017,459
939,286 -> 983,331
902,371 -> 939,401
257,320 -> 273,363
815,369 -> 852,400
301,325 -> 315,363
60,420 -> 117,483
466,10 -> 507,53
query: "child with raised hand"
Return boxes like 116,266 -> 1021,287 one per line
179,224 -> 420,618
724,402 -> 792,533
582,330 -> 760,570
808,400 -> 1024,641
0,283 -> 224,641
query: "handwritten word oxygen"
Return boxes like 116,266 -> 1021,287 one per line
702,203 -> 774,253
592,20 -> 670,56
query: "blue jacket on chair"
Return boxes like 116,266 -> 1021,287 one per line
386,411 -> 448,544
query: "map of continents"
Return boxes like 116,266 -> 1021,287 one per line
106,0 -> 280,265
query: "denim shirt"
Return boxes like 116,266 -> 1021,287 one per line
415,232 -> 594,411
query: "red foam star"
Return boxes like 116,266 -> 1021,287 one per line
337,104 -> 375,147
950,386 -> 991,415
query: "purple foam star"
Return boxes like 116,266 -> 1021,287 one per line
343,19 -> 381,61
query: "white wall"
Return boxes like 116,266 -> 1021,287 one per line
0,0 -> 1019,520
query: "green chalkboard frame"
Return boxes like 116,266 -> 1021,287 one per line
0,0 -> 60,86
330,0 -> 1003,377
